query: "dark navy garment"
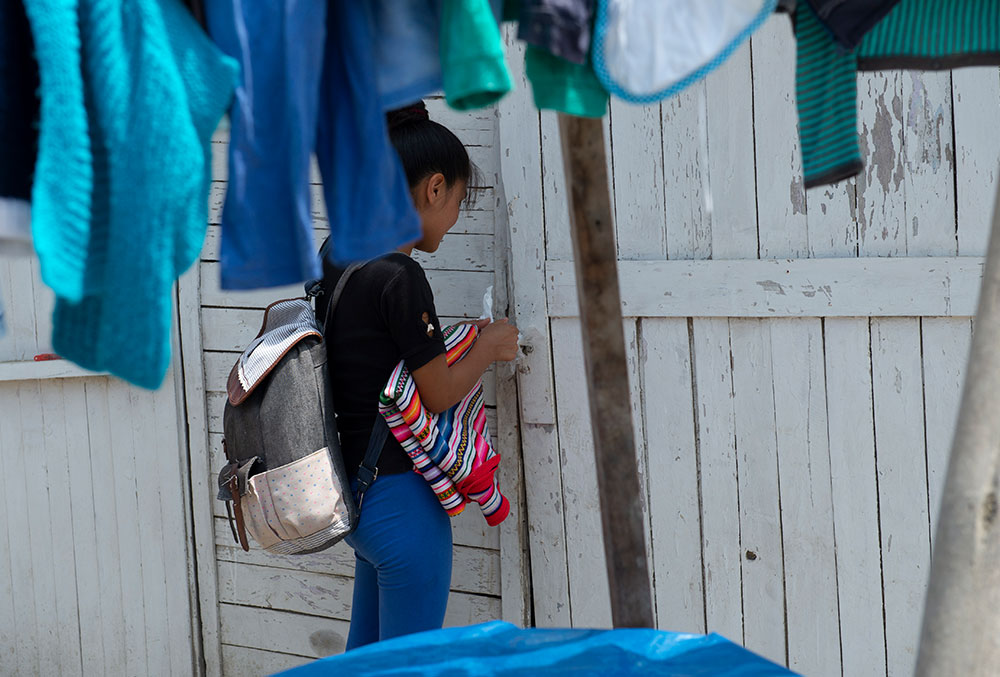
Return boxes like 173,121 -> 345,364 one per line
806,0 -> 901,49
206,0 -> 421,290
515,0 -> 593,65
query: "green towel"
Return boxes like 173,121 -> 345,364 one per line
441,0 -> 514,110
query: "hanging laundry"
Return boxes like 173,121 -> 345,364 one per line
805,0 -> 902,50
514,0 -> 594,65
316,1 -> 423,265
205,0 -> 327,290
591,0 -> 777,104
19,0 -> 93,293
23,0 -> 238,389
0,0 -> 38,258
207,0 -> 422,282
372,0 -> 445,110
525,46 -> 608,117
441,0 -> 514,110
795,0 -> 1000,188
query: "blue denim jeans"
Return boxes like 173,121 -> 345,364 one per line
345,471 -> 453,650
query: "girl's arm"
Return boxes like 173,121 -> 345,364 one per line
411,319 -> 519,414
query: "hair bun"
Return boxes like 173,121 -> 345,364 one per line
387,101 -> 430,130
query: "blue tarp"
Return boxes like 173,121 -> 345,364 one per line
276,621 -> 799,676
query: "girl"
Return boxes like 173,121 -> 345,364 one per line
321,101 -> 519,650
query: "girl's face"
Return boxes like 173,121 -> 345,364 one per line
414,174 -> 468,254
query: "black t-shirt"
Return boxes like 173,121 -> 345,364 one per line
320,253 -> 446,476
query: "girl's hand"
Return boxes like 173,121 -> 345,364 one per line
479,318 -> 519,362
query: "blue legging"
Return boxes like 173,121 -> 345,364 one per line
345,471 -> 453,650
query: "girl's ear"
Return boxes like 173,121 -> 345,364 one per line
425,172 -> 447,206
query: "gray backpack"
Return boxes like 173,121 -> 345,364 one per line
217,264 -> 387,555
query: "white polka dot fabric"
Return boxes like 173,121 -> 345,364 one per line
241,447 -> 351,553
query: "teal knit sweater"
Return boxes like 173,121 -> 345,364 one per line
24,0 -> 238,389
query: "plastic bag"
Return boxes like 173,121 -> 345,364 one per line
276,621 -> 798,676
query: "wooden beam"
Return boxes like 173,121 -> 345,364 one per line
547,257 -> 984,318
558,114 -> 654,628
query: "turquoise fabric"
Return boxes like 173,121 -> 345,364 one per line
796,0 -> 1000,187
441,0 -> 513,110
24,0 -> 238,388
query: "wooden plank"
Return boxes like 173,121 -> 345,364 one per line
705,40 -> 757,259
217,560 -> 355,621
920,318 -> 972,543
214,524 -> 500,597
200,264 -> 490,319
608,99 -> 666,260
953,67 -> 1000,257
219,604 -> 350,659
518,420 -> 571,627
729,319 -> 785,666
84,380 -> 127,674
824,318 -> 887,677
106,379 -> 149,677
208,470 -> 500,550
770,319 -> 840,676
500,30 -> 558,427
128,385 -> 172,676
640,318 -> 704,633
153,363 -> 197,676
0,257 -> 39,361
857,71 -> 906,257
625,320 -> 654,612
21,381 -> 61,677
222,644 -> 311,675
412,233 -> 495,272
547,256 -> 984,318
62,380 -> 105,676
692,318 -> 743,643
217,562 -> 500,645
903,71 -> 957,257
0,383 -> 41,675
0,387 -> 19,669
499,29 -> 569,628
202,350 -> 497,408
660,81 -> 711,261
541,111 -> 572,262
752,16 -> 808,259
550,317 -> 612,628
39,381 -> 85,676
871,318 -> 931,676
0,358 -> 106,382
177,264 -> 223,677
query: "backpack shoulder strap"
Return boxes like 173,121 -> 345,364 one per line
355,417 -> 389,509
321,261 -> 366,332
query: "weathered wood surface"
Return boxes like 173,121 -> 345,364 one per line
0,258 -> 196,676
498,10 -> 999,676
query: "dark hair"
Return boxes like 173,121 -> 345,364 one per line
387,101 -> 479,197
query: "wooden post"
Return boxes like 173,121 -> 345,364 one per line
558,114 -> 654,628
916,169 -> 1000,675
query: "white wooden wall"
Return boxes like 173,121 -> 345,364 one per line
500,19 -> 999,677
188,101 -> 529,675
0,258 -> 197,675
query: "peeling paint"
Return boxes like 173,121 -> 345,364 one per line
790,176 -> 806,216
757,280 -> 786,295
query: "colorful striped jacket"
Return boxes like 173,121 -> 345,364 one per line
379,323 -> 510,526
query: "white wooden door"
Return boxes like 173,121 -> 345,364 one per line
0,256 -> 197,676
500,19 -> 998,677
